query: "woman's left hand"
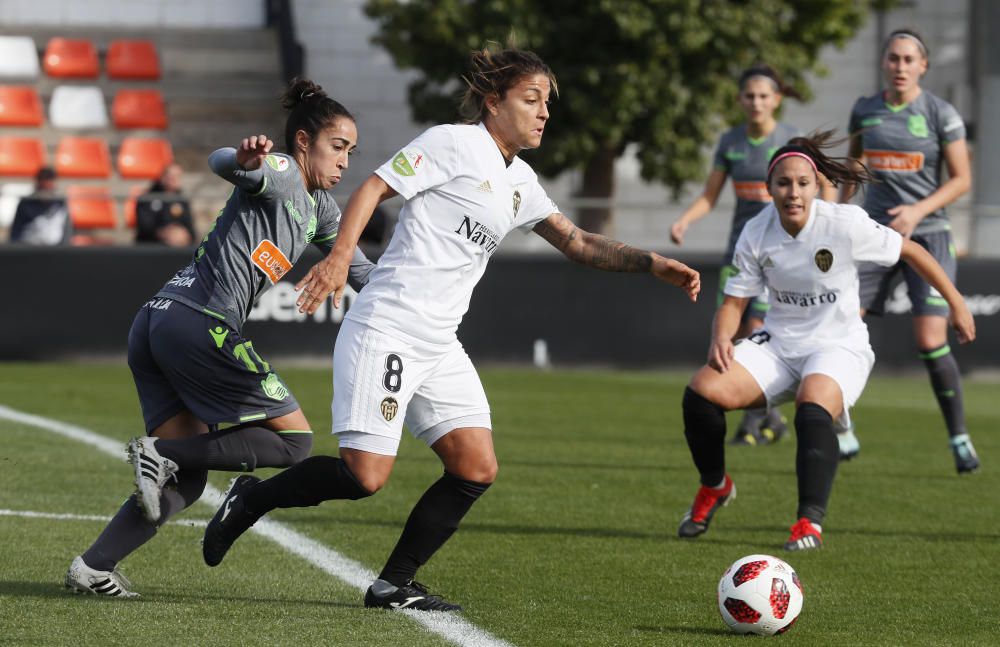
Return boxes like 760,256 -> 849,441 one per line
887,203 -> 923,238
950,301 -> 976,344
652,257 -> 700,302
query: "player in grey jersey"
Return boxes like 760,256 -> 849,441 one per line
841,29 -> 978,473
65,79 -> 375,597
672,65 -> 830,446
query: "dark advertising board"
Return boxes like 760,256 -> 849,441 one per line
1,247 -> 997,370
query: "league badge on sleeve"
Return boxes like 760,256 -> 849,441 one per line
512,190 -> 521,218
391,149 -> 425,177
265,155 -> 290,172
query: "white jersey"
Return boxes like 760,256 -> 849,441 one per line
346,123 -> 558,347
725,200 -> 902,357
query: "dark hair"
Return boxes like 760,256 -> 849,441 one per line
460,44 -> 558,123
767,130 -> 875,187
36,166 -> 56,182
738,64 -> 803,101
280,78 -> 355,152
882,28 -> 929,61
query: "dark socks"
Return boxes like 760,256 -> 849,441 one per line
154,426 -> 313,471
378,472 -> 491,587
794,403 -> 838,525
920,345 -> 967,438
682,386 -> 727,486
243,455 -> 371,514
82,469 -> 207,571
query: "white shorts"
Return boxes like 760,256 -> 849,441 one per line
733,337 -> 874,425
332,318 -> 492,456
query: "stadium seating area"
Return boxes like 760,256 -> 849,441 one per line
0,28 -> 284,244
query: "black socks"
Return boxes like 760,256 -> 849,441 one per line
794,403 -> 838,525
682,386 -> 727,487
243,455 -> 371,514
378,472 -> 491,587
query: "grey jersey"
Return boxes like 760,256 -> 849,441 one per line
157,150 -> 374,330
848,90 -> 966,235
712,122 -> 800,261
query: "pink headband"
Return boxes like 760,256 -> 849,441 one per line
767,151 -> 817,178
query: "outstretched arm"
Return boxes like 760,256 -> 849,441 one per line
295,173 -> 397,313
900,239 -> 975,343
533,213 -> 700,302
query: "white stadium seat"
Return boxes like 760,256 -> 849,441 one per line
49,85 -> 109,129
0,36 -> 41,79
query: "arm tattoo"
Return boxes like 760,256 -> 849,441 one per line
535,214 -> 651,272
533,215 -> 579,253
586,235 -> 653,272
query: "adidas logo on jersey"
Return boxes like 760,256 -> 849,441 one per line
476,180 -> 493,193
762,256 -> 775,269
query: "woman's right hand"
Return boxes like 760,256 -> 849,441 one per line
670,220 -> 688,245
236,134 -> 273,171
295,253 -> 349,314
708,336 -> 735,373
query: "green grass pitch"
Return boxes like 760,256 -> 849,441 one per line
0,361 -> 997,646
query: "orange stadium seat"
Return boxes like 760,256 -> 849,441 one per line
43,38 -> 99,78
112,89 -> 168,130
68,186 -> 117,229
117,137 -> 173,179
0,86 -> 43,126
55,137 -> 111,178
0,137 -> 46,176
106,40 -> 160,80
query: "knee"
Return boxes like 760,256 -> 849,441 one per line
686,378 -> 733,412
461,457 -> 498,485
352,471 -> 387,495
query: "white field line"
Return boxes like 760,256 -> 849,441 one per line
0,404 -> 515,647
0,508 -> 207,527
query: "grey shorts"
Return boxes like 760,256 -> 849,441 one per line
859,230 -> 956,317
127,298 -> 300,432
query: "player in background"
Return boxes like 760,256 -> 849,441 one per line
65,79 -> 375,597
201,44 -> 700,612
840,29 -> 977,472
671,65 -> 832,446
677,132 -> 974,551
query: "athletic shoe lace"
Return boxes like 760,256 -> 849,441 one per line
788,518 -> 819,541
691,479 -> 729,520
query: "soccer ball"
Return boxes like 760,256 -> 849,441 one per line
717,554 -> 803,635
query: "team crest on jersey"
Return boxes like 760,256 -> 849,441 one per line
512,190 -> 521,218
814,248 -> 833,272
908,114 -> 929,138
380,397 -> 398,422
265,155 -> 290,172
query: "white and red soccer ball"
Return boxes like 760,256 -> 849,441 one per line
717,554 -> 804,635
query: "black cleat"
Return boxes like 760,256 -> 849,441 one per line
364,579 -> 463,612
203,475 -> 261,567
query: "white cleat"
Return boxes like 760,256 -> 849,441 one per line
127,436 -> 178,523
64,555 -> 139,598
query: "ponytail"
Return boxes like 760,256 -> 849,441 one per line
767,130 -> 875,187
280,78 -> 355,152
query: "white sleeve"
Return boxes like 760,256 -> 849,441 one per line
515,178 -> 559,232
374,125 -> 458,200
724,227 -> 764,298
845,205 -> 902,266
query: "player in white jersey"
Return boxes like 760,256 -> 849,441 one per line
677,131 -> 974,551
201,45 -> 700,611
671,64 -> 825,446
841,29 -> 978,472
